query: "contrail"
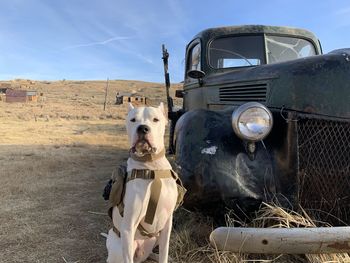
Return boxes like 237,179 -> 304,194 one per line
63,36 -> 134,50
63,35 -> 154,65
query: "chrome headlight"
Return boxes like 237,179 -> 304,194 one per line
231,102 -> 273,141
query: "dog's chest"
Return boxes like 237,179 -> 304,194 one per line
126,178 -> 177,229
156,179 -> 178,211
145,178 -> 177,230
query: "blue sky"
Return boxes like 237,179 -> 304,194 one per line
0,0 -> 349,82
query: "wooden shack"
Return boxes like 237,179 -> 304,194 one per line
0,85 -> 8,101
26,91 -> 38,102
116,92 -> 147,105
5,89 -> 38,103
0,88 -> 8,94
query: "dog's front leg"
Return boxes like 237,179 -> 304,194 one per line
112,206 -> 122,231
120,189 -> 144,263
158,214 -> 173,263
120,225 -> 135,263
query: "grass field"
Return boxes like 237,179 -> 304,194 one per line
0,80 -> 348,263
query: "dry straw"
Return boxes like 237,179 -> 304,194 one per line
169,203 -> 350,263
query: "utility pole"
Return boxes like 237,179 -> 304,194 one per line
103,78 -> 109,111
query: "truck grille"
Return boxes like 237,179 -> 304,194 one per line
297,117 -> 350,224
219,83 -> 267,102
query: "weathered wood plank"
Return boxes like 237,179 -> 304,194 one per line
210,227 -> 350,254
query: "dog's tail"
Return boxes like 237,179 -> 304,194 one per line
100,232 -> 108,238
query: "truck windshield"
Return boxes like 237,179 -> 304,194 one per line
209,35 -> 265,69
266,35 -> 316,63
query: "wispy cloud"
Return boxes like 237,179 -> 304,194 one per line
334,6 -> 350,15
332,6 -> 350,28
63,36 -> 134,50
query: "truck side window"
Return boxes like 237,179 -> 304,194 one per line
188,43 -> 201,72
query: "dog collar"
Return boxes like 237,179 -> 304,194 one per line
129,147 -> 166,162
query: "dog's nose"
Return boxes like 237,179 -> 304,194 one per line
137,125 -> 150,135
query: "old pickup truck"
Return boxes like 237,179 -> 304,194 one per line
163,25 -> 350,225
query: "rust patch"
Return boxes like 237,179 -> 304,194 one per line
327,242 -> 350,250
303,105 -> 316,113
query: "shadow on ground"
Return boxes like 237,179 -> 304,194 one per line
74,122 -> 126,136
0,144 -> 127,263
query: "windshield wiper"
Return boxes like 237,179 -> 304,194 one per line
210,48 -> 253,66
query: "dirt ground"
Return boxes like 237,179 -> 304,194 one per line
0,80 -> 181,263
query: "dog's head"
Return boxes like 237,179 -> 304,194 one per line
126,102 -> 167,156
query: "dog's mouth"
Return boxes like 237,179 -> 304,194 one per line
131,138 -> 156,157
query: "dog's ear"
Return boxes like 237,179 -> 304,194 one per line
128,103 -> 134,112
158,102 -> 166,117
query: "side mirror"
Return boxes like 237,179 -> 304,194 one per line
187,69 -> 206,79
187,70 -> 205,86
175,90 -> 184,98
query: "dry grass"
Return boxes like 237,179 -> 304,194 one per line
169,208 -> 247,263
169,204 -> 350,263
0,80 -> 348,263
251,203 -> 350,263
0,144 -> 116,262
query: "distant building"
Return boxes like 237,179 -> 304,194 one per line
0,88 -> 8,94
0,94 -> 5,101
0,83 -> 10,92
0,84 -> 9,101
5,89 -> 38,103
116,92 -> 147,105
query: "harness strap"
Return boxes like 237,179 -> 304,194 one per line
127,169 -> 174,182
137,223 -> 160,238
129,148 -> 166,162
112,226 -> 120,237
127,169 -> 173,225
112,224 -> 160,239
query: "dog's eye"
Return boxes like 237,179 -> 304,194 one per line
130,118 -> 136,122
153,118 -> 159,122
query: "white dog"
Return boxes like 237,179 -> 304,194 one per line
106,102 -> 179,263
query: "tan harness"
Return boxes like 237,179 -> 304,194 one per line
128,169 -> 177,225
109,169 -> 186,238
108,148 -> 186,238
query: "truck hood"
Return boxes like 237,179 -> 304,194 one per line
204,49 -> 350,119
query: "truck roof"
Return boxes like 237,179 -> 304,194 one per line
192,25 -> 321,51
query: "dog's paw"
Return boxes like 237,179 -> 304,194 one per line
148,252 -> 159,262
